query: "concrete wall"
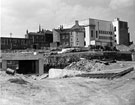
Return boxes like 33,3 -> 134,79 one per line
79,18 -> 114,47
113,18 -> 120,45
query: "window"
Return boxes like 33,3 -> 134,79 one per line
70,42 -> 73,46
84,41 -> 86,46
114,27 -> 116,31
62,35 -> 65,39
99,36 -> 113,40
84,33 -> 86,38
91,30 -> 93,37
71,38 -> 72,41
66,35 -> 69,39
110,32 -> 113,35
110,42 -> 112,46
96,31 -> 98,38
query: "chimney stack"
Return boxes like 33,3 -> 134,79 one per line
75,20 -> 79,25
39,24 -> 41,32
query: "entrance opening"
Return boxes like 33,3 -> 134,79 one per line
17,60 -> 38,74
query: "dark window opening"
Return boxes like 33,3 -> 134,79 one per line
91,30 -> 93,37
96,31 -> 98,38
114,27 -> 116,31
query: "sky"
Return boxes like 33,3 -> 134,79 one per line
1,0 -> 135,42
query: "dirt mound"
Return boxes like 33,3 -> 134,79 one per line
64,59 -> 130,73
64,59 -> 106,72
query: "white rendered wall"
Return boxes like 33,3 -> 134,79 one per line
112,19 -> 119,44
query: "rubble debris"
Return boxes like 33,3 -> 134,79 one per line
36,74 -> 48,80
8,78 -> 29,85
6,68 -> 15,75
64,59 -> 106,72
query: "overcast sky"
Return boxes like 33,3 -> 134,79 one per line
1,0 -> 135,42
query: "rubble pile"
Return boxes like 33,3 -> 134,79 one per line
64,59 -> 106,72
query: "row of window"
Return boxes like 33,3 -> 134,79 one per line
1,39 -> 31,45
99,36 -> 113,40
29,35 -> 45,41
91,30 -> 113,38
62,42 -> 69,46
99,30 -> 113,35
62,35 -> 69,39
70,42 -> 79,46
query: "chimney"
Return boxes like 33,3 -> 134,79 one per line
60,25 -> 63,30
39,24 -> 41,32
75,20 -> 79,25
26,29 -> 28,34
114,18 -> 120,21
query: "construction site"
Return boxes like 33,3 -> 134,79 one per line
0,48 -> 135,105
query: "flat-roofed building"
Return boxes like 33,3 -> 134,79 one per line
113,18 -> 130,46
63,18 -> 130,47
1,37 -> 32,50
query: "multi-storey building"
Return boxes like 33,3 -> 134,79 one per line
25,27 -> 53,49
70,21 -> 85,47
53,20 -> 85,47
1,26 -> 53,50
79,18 -> 114,47
1,37 -> 32,50
53,28 -> 71,47
63,18 -> 130,47
113,18 -> 130,46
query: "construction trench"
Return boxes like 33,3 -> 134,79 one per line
1,51 -> 135,76
1,52 -> 135,105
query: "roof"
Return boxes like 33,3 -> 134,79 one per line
45,30 -> 53,34
54,28 -> 71,33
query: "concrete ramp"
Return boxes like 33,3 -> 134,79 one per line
76,66 -> 134,79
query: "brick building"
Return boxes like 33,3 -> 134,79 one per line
1,37 -> 32,50
25,28 -> 53,49
53,20 -> 85,48
1,26 -> 53,50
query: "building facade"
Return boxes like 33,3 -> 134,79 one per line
63,18 -> 130,47
113,18 -> 130,46
1,37 -> 32,50
78,18 -> 114,47
53,21 -> 85,47
25,28 -> 53,49
1,26 -> 53,50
